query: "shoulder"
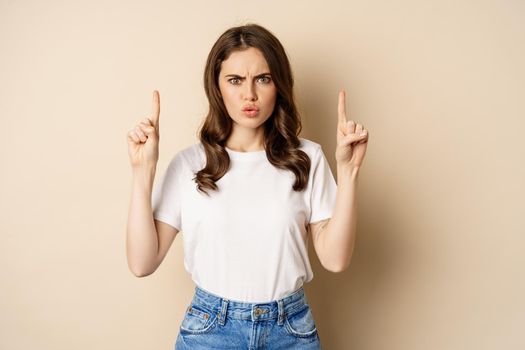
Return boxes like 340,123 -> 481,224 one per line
298,137 -> 323,158
166,142 -> 206,171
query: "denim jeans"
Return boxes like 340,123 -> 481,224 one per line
175,284 -> 322,349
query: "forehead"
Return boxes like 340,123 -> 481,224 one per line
220,47 -> 269,74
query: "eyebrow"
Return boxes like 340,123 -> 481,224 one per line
224,72 -> 271,78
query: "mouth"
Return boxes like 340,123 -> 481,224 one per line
242,106 -> 260,112
242,105 -> 260,117
242,109 -> 259,117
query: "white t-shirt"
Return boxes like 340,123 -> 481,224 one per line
152,137 -> 337,303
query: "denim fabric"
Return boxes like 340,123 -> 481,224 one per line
175,285 -> 322,349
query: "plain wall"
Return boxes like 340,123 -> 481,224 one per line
1,0 -> 524,349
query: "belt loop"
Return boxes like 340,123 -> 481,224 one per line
218,298 -> 229,326
277,299 -> 285,326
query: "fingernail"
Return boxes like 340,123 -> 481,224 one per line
360,131 -> 367,136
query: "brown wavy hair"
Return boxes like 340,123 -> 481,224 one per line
194,23 -> 311,196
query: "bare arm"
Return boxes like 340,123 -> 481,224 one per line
125,90 -> 178,277
309,90 -> 369,273
126,167 -> 179,277
311,166 -> 359,273
312,90 -> 368,273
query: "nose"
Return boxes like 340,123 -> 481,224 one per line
243,82 -> 257,101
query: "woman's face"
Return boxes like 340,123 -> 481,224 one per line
218,47 -> 277,131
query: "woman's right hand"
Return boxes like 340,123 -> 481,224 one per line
127,90 -> 161,169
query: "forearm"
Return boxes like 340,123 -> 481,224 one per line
322,165 -> 359,272
126,166 -> 159,277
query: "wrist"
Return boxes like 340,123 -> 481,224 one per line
337,163 -> 360,179
132,166 -> 156,187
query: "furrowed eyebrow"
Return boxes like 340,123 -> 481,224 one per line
224,73 -> 271,79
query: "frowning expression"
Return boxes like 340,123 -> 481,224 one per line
218,47 -> 277,130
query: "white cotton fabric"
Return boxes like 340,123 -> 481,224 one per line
152,137 -> 337,303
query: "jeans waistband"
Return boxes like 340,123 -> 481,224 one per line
191,285 -> 308,324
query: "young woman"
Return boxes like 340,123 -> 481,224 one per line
126,23 -> 369,350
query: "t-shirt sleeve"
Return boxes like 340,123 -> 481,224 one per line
151,153 -> 183,231
309,145 -> 338,224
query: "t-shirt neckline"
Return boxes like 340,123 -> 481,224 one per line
225,146 -> 267,161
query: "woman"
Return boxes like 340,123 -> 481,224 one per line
126,23 -> 369,350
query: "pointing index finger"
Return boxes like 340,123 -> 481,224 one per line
338,90 -> 347,134
151,90 -> 160,128
338,90 -> 347,123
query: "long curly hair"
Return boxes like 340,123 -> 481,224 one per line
194,23 -> 311,196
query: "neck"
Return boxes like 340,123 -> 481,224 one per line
225,126 -> 265,152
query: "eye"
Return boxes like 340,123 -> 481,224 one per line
228,78 -> 241,85
258,76 -> 272,84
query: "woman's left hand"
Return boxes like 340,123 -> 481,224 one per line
335,90 -> 369,169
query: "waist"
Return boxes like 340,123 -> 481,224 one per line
191,284 -> 309,321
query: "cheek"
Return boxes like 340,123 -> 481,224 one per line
268,85 -> 277,99
267,89 -> 277,107
220,84 -> 237,98
258,85 -> 275,99
219,88 -> 236,107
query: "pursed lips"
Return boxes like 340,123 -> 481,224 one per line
242,106 -> 259,111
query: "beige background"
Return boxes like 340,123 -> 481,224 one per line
1,0 -> 524,349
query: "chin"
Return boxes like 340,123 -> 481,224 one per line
233,113 -> 271,125
235,121 -> 266,129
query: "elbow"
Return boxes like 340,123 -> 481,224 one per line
323,257 -> 352,273
325,264 -> 347,273
128,262 -> 155,278
328,246 -> 356,273
127,252 -> 158,277
131,269 -> 152,278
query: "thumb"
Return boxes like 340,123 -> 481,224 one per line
140,123 -> 157,139
342,131 -> 367,146
150,90 -> 160,130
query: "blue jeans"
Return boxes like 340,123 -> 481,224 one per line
175,284 -> 322,349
